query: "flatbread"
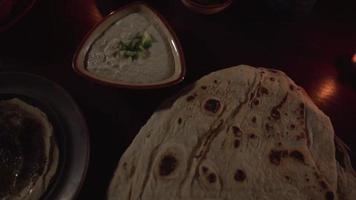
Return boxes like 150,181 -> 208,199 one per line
0,98 -> 59,200
108,65 -> 356,200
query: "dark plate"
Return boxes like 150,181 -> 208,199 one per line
0,72 -> 89,200
0,0 -> 38,32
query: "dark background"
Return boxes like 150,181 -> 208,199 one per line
0,0 -> 356,199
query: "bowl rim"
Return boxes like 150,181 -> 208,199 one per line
181,0 -> 233,14
182,0 -> 233,8
72,1 -> 186,89
0,0 -> 39,32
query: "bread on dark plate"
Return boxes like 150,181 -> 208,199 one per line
0,98 -> 59,200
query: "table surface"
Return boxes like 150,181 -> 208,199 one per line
0,0 -> 356,199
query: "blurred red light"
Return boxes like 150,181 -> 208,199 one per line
352,53 -> 356,64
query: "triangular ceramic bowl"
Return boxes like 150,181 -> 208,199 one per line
73,2 -> 185,89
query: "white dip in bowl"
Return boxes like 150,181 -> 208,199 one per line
86,13 -> 174,84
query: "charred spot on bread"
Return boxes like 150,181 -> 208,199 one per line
159,154 -> 178,176
271,109 -> 281,120
270,94 -> 288,120
234,169 -> 246,182
260,87 -> 269,95
253,99 -> 260,106
207,173 -> 217,183
204,98 -> 221,113
202,166 -> 209,174
289,150 -> 305,163
269,150 -> 288,165
251,116 -> 257,123
249,134 -> 257,139
234,139 -> 240,148
232,126 -> 242,137
186,95 -> 195,102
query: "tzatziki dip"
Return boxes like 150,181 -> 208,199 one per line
86,13 -> 174,84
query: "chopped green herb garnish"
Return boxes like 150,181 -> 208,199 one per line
118,31 -> 153,61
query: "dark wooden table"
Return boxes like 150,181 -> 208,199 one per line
1,0 -> 355,199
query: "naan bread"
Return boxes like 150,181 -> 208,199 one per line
0,98 -> 59,200
108,65 -> 356,200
